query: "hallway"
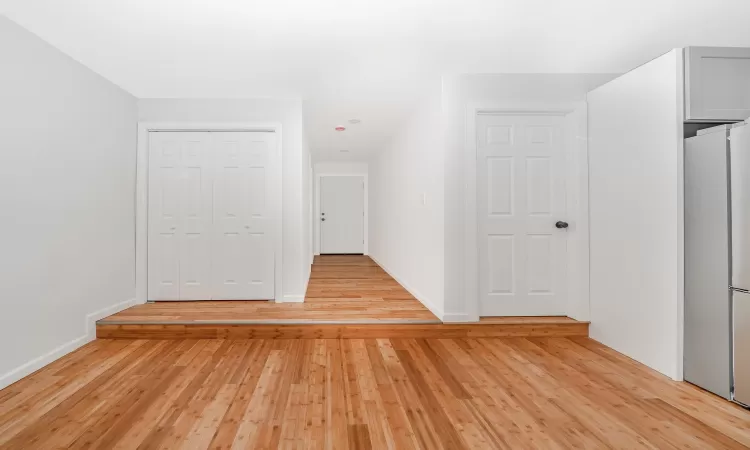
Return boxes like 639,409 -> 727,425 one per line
101,255 -> 438,324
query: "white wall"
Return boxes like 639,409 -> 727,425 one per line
587,50 -> 684,380
301,117 -> 313,287
313,162 -> 369,255
369,96 -> 446,318
138,98 -> 310,302
442,73 -> 617,320
0,16 -> 137,389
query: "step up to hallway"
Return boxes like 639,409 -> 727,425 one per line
104,256 -> 588,339
96,315 -> 589,339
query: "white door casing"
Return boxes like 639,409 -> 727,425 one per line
477,114 -> 568,316
320,176 -> 365,254
213,132 -> 276,300
148,132 -> 213,300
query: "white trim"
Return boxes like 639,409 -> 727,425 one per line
85,298 -> 137,340
314,173 -> 369,255
0,336 -> 87,390
369,254 -> 445,321
0,297 -> 135,390
464,104 -> 590,321
136,122 -> 283,304
282,294 -> 306,303
309,164 -> 315,265
442,313 -> 471,323
673,51 -> 686,381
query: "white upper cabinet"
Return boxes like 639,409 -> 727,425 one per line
685,47 -> 750,122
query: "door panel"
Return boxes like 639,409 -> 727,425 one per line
477,114 -> 567,316
683,127 -> 732,398
148,132 -> 212,300
213,132 -> 275,300
320,176 -> 365,254
179,134 -> 213,299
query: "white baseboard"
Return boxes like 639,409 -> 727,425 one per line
0,297 -> 136,390
278,264 -> 312,304
85,298 -> 137,340
0,335 -> 88,390
442,312 -> 473,323
368,254 -> 445,321
281,294 -> 305,303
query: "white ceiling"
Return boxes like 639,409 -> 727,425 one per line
3,0 -> 750,161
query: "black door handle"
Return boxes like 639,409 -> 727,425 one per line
555,221 -> 568,229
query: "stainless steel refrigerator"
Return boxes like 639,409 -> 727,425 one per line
685,120 -> 750,406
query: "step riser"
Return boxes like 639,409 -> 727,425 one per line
96,323 -> 589,339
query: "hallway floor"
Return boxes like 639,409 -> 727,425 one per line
102,255 -> 439,324
2,336 -> 749,448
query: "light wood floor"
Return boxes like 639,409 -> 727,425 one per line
102,255 -> 439,324
2,337 -> 749,449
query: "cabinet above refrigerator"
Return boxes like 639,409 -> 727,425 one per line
685,47 -> 750,122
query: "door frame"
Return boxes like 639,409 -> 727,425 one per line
136,122 -> 283,304
464,104 -> 590,321
314,173 -> 369,255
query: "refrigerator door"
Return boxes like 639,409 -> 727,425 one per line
684,127 -> 732,399
734,291 -> 750,406
731,122 -> 750,290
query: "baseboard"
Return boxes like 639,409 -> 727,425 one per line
278,264 -> 312,304
0,335 -> 87,390
368,254 -> 445,321
86,298 -> 137,340
442,312 -> 472,323
0,297 -> 136,391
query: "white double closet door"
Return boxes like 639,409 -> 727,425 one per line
148,131 -> 276,301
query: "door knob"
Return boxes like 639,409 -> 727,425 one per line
321,218 -> 326,222
555,221 -> 569,229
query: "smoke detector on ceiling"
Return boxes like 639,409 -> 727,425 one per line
348,119 -> 361,124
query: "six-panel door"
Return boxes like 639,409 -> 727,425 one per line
147,131 -> 276,301
148,132 -> 213,300
477,114 -> 568,316
213,132 -> 276,300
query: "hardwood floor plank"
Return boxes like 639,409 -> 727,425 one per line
376,338 -> 443,449
326,339 -> 349,450
364,340 -> 418,450
393,340 -> 468,449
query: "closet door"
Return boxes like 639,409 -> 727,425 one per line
213,132 -> 276,300
148,132 -> 213,300
179,133 -> 214,300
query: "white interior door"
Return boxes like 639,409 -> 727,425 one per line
320,176 -> 364,254
477,114 -> 568,316
213,132 -> 276,300
148,132 -> 213,300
